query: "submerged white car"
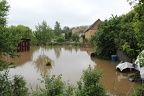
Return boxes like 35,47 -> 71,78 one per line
116,62 -> 135,72
116,50 -> 144,83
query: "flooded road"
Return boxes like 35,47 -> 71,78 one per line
5,46 -> 141,96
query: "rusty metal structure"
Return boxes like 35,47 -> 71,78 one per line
17,38 -> 30,52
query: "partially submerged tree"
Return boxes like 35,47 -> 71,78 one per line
34,20 -> 54,45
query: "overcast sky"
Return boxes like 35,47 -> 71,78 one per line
6,0 -> 132,30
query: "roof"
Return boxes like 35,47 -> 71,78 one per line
85,19 -> 101,32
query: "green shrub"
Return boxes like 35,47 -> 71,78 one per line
0,70 -> 28,96
31,65 -> 107,96
131,86 -> 144,96
31,75 -> 74,96
13,75 -> 28,96
46,60 -> 51,66
75,65 -> 107,96
0,70 -> 13,96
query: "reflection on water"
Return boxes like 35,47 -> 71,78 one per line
8,46 -> 95,91
6,46 -> 141,95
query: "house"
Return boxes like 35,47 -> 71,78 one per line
71,26 -> 89,37
85,19 -> 101,39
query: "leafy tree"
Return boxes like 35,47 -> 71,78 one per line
0,0 -> 20,59
115,12 -> 139,60
94,16 -> 120,59
0,0 -> 9,26
127,0 -> 144,51
34,20 -> 54,45
71,33 -> 79,42
133,0 -> 144,51
8,25 -> 33,39
54,21 -> 61,36
57,36 -> 65,42
62,26 -> 71,41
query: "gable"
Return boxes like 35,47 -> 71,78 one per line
85,19 -> 101,32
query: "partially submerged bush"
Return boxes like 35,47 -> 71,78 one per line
31,75 -> 74,96
0,65 -> 107,96
75,65 -> 107,96
31,65 -> 107,96
46,60 -> 51,66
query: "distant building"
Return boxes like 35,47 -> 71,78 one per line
71,26 -> 89,37
85,19 -> 101,39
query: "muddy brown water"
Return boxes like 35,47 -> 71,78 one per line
4,46 -> 141,96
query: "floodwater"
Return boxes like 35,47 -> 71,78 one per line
4,46 -> 141,96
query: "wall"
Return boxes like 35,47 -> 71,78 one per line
116,50 -> 131,62
85,30 -> 96,39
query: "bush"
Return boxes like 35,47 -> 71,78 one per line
0,70 -> 28,96
31,65 -> 107,96
31,75 -> 74,96
0,66 -> 107,96
131,86 -> 144,96
57,36 -> 65,42
46,60 -> 51,66
75,65 -> 107,96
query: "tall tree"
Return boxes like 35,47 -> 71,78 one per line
62,26 -> 71,40
34,20 -> 53,45
127,0 -> 144,51
115,12 -> 138,60
54,21 -> 61,36
94,16 -> 120,59
0,0 -> 19,58
0,0 -> 9,26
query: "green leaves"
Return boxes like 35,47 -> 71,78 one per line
31,66 -> 107,96
76,65 -> 107,96
131,86 -> 144,96
54,21 -> 62,36
34,20 -> 54,45
0,70 -> 28,96
0,0 -> 9,26
94,18 -> 118,59
71,33 -> 79,42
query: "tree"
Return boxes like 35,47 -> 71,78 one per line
34,20 -> 53,45
94,16 -> 120,59
71,33 -> 79,42
0,0 -> 9,26
133,0 -> 144,51
127,0 -> 144,51
62,26 -> 71,41
114,12 -> 139,61
54,21 -> 61,37
0,0 -> 20,59
8,25 -> 33,39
